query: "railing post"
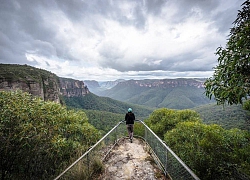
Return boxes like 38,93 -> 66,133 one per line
115,126 -> 118,143
87,153 -> 90,177
165,150 -> 168,176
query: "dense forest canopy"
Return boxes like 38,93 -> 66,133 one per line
193,103 -> 250,131
145,108 -> 250,180
0,90 -> 99,179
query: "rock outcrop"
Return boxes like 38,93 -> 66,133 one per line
0,64 -> 89,103
59,77 -> 89,97
98,138 -> 166,180
118,78 -> 205,88
0,64 -> 61,103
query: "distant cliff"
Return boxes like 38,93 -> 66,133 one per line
116,78 -> 205,88
0,64 -> 61,103
97,78 -> 212,109
59,77 -> 89,97
0,64 -> 89,103
84,80 -> 100,94
99,79 -> 126,89
84,79 -> 125,94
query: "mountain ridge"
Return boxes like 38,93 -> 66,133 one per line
0,63 -> 213,110
97,78 -> 213,109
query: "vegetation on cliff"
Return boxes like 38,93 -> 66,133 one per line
0,64 -> 61,102
84,110 -> 124,135
145,108 -> 201,139
0,90 -> 99,179
98,79 -> 213,109
194,103 -> 250,131
64,93 -> 154,119
165,122 -> 250,180
0,64 -> 57,83
64,93 -> 155,135
145,108 -> 250,180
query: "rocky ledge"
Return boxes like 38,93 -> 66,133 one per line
98,138 -> 167,180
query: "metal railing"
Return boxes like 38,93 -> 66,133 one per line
141,120 -> 200,180
54,120 -> 200,180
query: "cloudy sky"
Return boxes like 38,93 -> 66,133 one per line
0,0 -> 245,81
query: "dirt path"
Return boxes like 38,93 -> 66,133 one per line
98,138 -> 166,180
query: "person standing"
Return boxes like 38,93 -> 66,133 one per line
125,108 -> 135,143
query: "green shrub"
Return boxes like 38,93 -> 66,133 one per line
243,100 -> 250,111
0,90 -> 100,179
164,122 -> 250,180
145,108 -> 201,139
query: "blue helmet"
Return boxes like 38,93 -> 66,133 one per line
128,108 -> 132,112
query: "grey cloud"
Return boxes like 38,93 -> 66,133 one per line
0,0 -> 55,63
105,1 -> 148,29
45,61 -> 50,66
61,0 -> 150,30
99,55 -> 163,72
0,0 -> 245,80
160,51 -> 213,72
212,7 -> 241,33
0,47 -> 26,64
98,39 -> 216,72
107,0 -> 167,29
144,0 -> 167,15
115,4 -> 147,29
166,0 -> 243,33
0,0 -> 83,64
54,0 -> 145,28
4,1 -> 53,40
31,40 -> 56,58
55,0 -> 89,21
0,30 -> 30,64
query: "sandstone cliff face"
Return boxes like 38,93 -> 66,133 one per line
119,78 -> 205,88
59,77 -> 89,97
0,64 -> 61,103
0,64 -> 89,103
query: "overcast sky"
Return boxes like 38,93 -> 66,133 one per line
0,0 -> 245,81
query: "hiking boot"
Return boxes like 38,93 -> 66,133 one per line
130,138 -> 132,143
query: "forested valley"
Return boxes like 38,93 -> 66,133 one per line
1,72 -> 250,179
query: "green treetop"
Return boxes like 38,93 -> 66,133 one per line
205,0 -> 250,105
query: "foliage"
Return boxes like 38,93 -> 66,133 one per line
84,109 -> 145,139
243,100 -> 250,111
205,1 -> 250,105
134,122 -> 145,137
144,108 -> 201,139
164,122 -> 250,180
64,93 -> 154,119
0,90 -> 99,179
0,64 -> 57,83
68,157 -> 104,180
84,110 -> 124,135
193,103 -> 250,131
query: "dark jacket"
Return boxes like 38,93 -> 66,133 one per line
125,112 -> 135,124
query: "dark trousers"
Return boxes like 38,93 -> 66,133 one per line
127,124 -> 134,139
